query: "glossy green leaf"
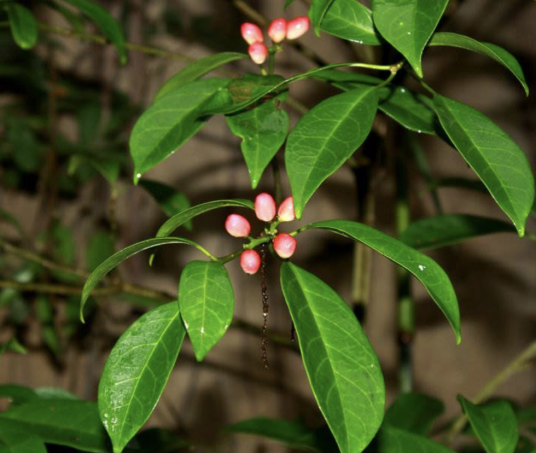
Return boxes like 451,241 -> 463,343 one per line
280,262 -> 385,453
459,396 -> 518,453
87,230 -> 115,272
139,180 -> 192,228
0,400 -> 110,452
286,85 -> 379,218
0,385 -> 37,406
400,214 -> 517,250
154,199 -> 254,238
130,78 -> 230,183
384,392 -> 444,436
179,261 -> 235,361
155,52 -> 247,101
429,32 -> 529,96
80,237 -> 205,320
433,95 -> 535,236
99,303 -> 185,453
226,94 -> 289,188
0,419 -> 47,453
368,425 -> 456,453
372,0 -> 449,77
34,387 -> 79,401
321,0 -> 380,45
302,220 -> 461,343
225,417 -> 320,452
5,4 -> 38,50
310,0 -> 337,32
312,69 -> 383,87
63,0 -> 127,64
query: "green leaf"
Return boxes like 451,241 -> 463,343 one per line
0,208 -> 25,239
280,262 -> 385,453
433,95 -> 535,236
178,261 -> 235,361
7,121 -> 42,172
0,385 -> 37,406
5,4 -> 38,50
87,230 -> 115,272
0,339 -> 27,357
154,199 -> 254,239
0,400 -> 110,452
225,417 -> 320,452
139,180 -> 192,227
80,237 -> 205,320
155,52 -> 247,101
369,425 -> 456,453
459,396 -> 518,453
34,387 -> 79,401
429,32 -> 529,96
400,214 -> 517,250
63,0 -> 127,64
226,94 -> 289,189
384,392 -> 444,436
286,85 -> 379,218
130,78 -> 230,182
0,419 -> 47,453
302,220 -> 461,343
372,0 -> 449,77
310,0 -> 337,32
321,0 -> 380,45
99,303 -> 185,453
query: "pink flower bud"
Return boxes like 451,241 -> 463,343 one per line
273,233 -> 297,259
241,22 -> 264,45
248,42 -> 268,65
277,196 -> 295,222
225,214 -> 251,238
254,193 -> 276,222
268,18 -> 287,43
240,250 -> 261,275
286,16 -> 310,40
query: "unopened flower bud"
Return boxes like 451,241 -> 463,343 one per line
240,250 -> 261,275
286,16 -> 310,40
268,18 -> 287,43
273,233 -> 297,259
255,193 -> 276,222
277,196 -> 295,222
225,214 -> 251,238
248,42 -> 269,65
241,22 -> 264,45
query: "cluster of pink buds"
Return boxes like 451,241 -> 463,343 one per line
240,16 -> 311,65
224,193 -> 297,275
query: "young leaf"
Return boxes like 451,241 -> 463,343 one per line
0,419 -> 47,453
400,214 -> 517,250
80,237 -> 207,320
154,199 -> 254,238
384,392 -> 444,436
320,0 -> 380,45
372,0 -> 449,77
429,32 -> 529,96
130,78 -> 230,182
459,396 -> 518,453
178,261 -> 235,361
155,52 -> 247,101
139,180 -> 192,227
302,220 -> 461,344
433,95 -> 535,236
280,262 -> 385,453
62,0 -> 127,64
0,400 -> 110,452
310,0 -> 337,32
286,85 -> 379,218
369,425 -> 456,453
5,4 -> 38,50
99,303 -> 185,453
226,94 -> 289,189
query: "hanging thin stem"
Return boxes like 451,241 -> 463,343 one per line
259,243 -> 270,370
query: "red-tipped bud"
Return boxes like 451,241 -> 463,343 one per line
248,42 -> 268,65
241,22 -> 264,45
240,250 -> 261,275
255,193 -> 276,222
277,196 -> 295,222
268,18 -> 287,43
286,16 -> 310,40
225,214 -> 251,238
273,233 -> 297,259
